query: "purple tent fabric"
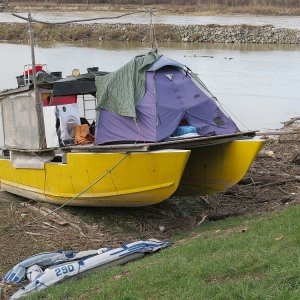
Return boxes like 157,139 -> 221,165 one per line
96,73 -> 157,144
155,67 -> 239,140
95,59 -> 239,145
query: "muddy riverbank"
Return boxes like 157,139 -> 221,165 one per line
1,22 -> 300,44
1,117 -> 300,299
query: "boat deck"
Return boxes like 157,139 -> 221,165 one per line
60,131 -> 256,153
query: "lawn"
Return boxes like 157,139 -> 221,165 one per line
27,204 -> 300,300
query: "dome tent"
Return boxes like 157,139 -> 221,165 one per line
94,54 -> 239,145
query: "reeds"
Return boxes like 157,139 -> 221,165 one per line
7,0 -> 300,7
6,0 -> 300,15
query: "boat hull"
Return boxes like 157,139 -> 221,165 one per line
0,150 -> 190,207
178,139 -> 264,195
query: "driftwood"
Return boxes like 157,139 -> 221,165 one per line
42,221 -> 60,230
197,215 -> 207,226
256,130 -> 300,136
38,207 -> 70,225
280,195 -> 296,204
25,231 -> 43,236
251,170 -> 292,177
282,117 -> 300,127
259,178 -> 299,188
41,206 -> 88,238
200,196 -> 210,205
291,154 -> 300,165
26,204 -> 87,238
239,174 -> 300,187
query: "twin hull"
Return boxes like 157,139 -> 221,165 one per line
0,139 -> 264,206
179,139 -> 264,195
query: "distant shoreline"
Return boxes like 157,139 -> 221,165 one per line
3,3 -> 300,16
1,22 -> 299,44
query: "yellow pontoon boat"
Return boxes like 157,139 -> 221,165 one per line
0,51 -> 264,207
145,132 -> 264,195
179,139 -> 263,195
0,150 -> 190,207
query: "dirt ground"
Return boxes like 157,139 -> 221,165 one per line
1,118 -> 300,299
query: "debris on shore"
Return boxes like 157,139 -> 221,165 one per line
1,117 -> 300,299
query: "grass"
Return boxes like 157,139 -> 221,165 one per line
25,204 -> 300,300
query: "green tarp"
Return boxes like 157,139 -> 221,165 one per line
95,50 -> 161,119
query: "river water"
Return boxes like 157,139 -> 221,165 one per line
0,41 -> 299,131
1,12 -> 300,29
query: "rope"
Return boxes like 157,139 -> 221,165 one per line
214,98 -> 250,131
186,68 -> 248,130
13,8 -> 158,51
27,9 -> 157,76
35,23 -> 98,75
0,153 -> 130,237
12,11 -> 143,25
32,0 -> 50,20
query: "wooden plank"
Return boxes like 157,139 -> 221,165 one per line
0,85 -> 32,98
62,144 -> 149,153
5,147 -> 56,154
148,136 -> 240,150
256,130 -> 300,136
61,131 -> 256,153
5,131 -> 256,154
147,131 -> 256,150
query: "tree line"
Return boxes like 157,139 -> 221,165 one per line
5,0 -> 300,8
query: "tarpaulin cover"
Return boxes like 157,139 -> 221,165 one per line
95,50 -> 161,119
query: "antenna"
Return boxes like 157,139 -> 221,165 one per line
28,12 -> 47,150
13,9 -> 156,150
146,8 -> 157,50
